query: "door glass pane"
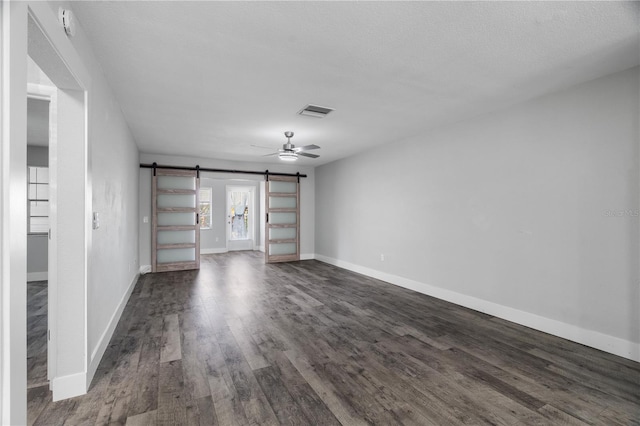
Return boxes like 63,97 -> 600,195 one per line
157,248 -> 196,263
157,194 -> 196,208
29,184 -> 49,200
157,176 -> 195,190
30,201 -> 49,217
30,217 -> 49,233
36,167 -> 49,183
269,196 -> 297,209
157,230 -> 195,245
269,243 -> 297,256
269,181 -> 296,193
269,227 -> 296,240
230,191 -> 249,240
157,212 -> 196,226
270,212 -> 296,225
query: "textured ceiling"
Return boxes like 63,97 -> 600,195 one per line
71,1 -> 639,166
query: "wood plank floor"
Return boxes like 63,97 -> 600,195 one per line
30,251 -> 640,425
27,280 -> 49,390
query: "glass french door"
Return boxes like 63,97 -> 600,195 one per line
152,168 -> 200,272
265,176 -> 300,263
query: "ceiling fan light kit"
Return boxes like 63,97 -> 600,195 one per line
264,131 -> 321,162
279,152 -> 298,161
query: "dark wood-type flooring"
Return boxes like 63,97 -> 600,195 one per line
29,252 -> 640,425
28,280 -> 49,390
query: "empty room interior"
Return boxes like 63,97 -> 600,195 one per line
2,1 -> 640,425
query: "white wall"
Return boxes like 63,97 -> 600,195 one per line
1,2 -> 29,422
139,153 -> 315,269
315,67 -> 640,361
49,1 -> 141,386
1,3 -> 139,414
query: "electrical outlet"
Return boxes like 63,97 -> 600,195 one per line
380,254 -> 385,261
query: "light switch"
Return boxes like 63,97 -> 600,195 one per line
93,212 -> 100,229
143,216 -> 149,223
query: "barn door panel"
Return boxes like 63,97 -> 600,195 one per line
265,176 -> 299,263
152,168 -> 200,272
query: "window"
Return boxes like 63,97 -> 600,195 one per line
199,187 -> 212,229
28,166 -> 49,234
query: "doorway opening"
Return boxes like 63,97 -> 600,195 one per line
226,185 -> 255,251
26,57 -> 58,407
26,94 -> 51,392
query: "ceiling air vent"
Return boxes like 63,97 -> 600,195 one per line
298,104 -> 334,118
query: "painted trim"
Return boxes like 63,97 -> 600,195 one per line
26,3 -> 91,88
86,272 -> 139,390
2,2 -> 29,423
51,371 -> 85,402
314,254 -> 640,363
201,248 -> 228,255
27,82 -> 58,386
26,272 -> 48,282
300,253 -> 315,261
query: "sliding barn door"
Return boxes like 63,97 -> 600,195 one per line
152,168 -> 200,272
266,176 -> 300,263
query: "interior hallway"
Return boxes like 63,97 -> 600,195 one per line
28,252 -> 640,425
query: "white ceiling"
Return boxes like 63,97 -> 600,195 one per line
71,1 -> 639,166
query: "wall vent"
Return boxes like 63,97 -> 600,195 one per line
298,104 -> 334,118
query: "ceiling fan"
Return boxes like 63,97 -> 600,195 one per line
257,131 -> 320,161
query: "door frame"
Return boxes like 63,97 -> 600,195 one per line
2,3 -> 91,422
27,82 -> 58,385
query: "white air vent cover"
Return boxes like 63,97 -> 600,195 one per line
298,104 -> 334,118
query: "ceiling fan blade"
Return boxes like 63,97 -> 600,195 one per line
294,144 -> 321,152
251,144 -> 275,150
298,152 -> 320,159
262,152 -> 280,157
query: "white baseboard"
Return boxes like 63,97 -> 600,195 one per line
201,248 -> 228,254
300,253 -> 315,260
314,254 -> 640,363
86,272 -> 139,389
139,265 -> 151,274
52,371 -> 86,401
27,271 -> 48,282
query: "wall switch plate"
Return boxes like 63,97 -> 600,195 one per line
143,216 -> 149,223
92,212 -> 100,229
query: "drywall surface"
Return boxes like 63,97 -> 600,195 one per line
43,1 -> 140,384
27,146 -> 48,276
138,153 -> 315,267
2,2 -> 29,421
315,67 -> 640,358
